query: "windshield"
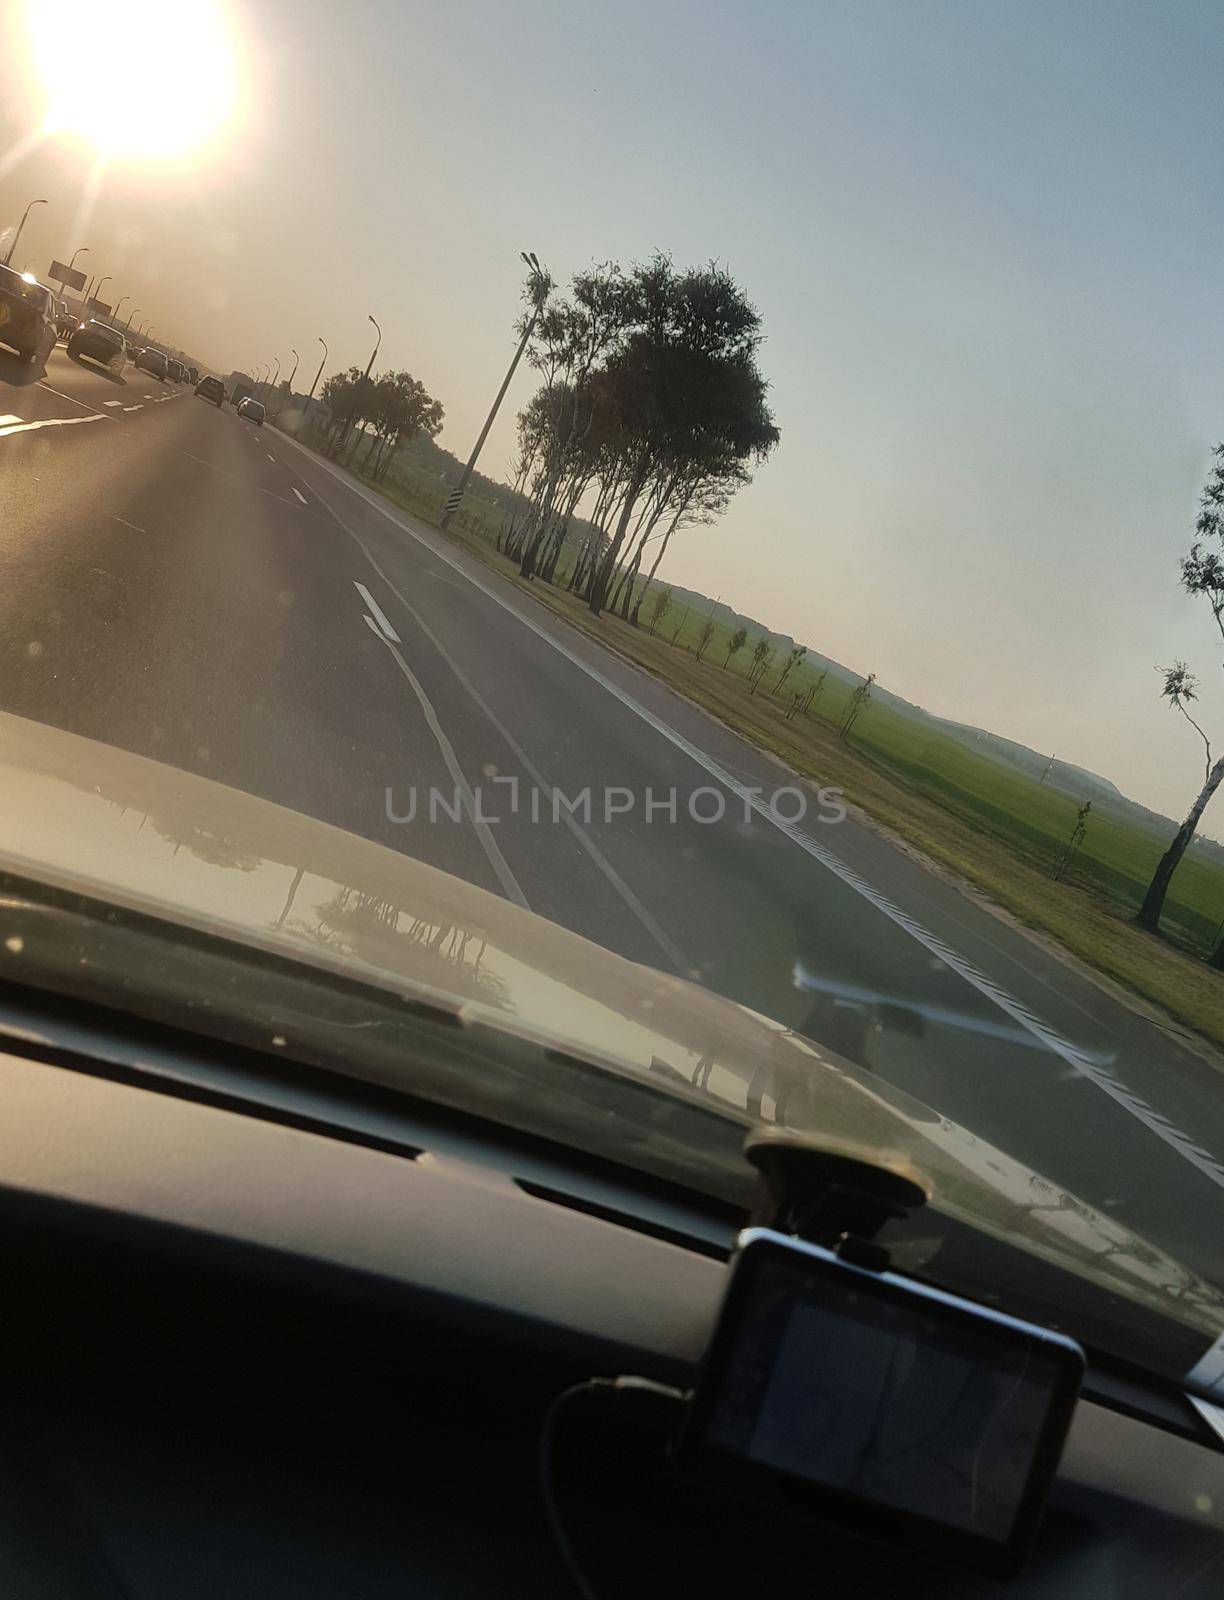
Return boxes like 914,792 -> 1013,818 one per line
3,0 -> 1224,1378
0,264 -> 48,307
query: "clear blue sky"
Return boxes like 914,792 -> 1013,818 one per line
3,0 -> 1224,820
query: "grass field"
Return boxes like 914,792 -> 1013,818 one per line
285,420 -> 1224,1051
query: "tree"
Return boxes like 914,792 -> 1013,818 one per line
646,586 -> 673,635
773,643 -> 808,696
748,636 -> 773,694
1135,663 -> 1224,932
1136,444 -> 1224,940
724,624 -> 748,668
841,672 -> 875,737
694,615 -> 716,663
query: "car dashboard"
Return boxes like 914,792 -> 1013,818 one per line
1,1001 -> 1223,1599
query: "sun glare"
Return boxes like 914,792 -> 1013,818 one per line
25,0 -> 243,164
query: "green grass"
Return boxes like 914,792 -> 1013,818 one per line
281,418 -> 1224,1049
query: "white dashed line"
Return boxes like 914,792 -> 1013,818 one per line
362,615 -> 528,911
352,581 -> 400,644
0,414 -> 21,427
103,400 -> 123,408
122,405 -> 142,412
266,451 -> 275,461
291,486 -> 307,504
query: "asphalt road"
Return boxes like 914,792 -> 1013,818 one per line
2,342 -> 1223,1288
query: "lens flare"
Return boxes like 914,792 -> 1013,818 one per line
25,0 -> 243,164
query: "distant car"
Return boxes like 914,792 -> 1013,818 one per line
195,374 -> 225,407
53,300 -> 75,341
166,358 -> 186,384
67,319 -> 127,372
236,397 -> 265,427
135,346 -> 168,380
0,265 -> 56,366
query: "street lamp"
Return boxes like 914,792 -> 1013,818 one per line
3,197 -> 47,267
271,355 -> 281,388
124,306 -> 140,333
307,335 -> 327,402
88,274 -> 111,319
113,295 -> 129,327
277,348 -> 299,419
441,252 -> 550,530
336,314 -> 380,459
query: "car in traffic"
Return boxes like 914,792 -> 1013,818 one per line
0,265 -> 56,366
195,373 -> 225,407
187,365 -> 199,385
236,396 -> 266,427
53,298 -> 75,341
66,319 -> 127,373
134,346 -> 168,380
166,358 -> 187,384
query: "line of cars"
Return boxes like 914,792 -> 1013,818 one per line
2,263 -> 264,425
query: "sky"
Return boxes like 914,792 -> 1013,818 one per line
2,0 -> 1224,822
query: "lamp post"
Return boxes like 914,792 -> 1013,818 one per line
308,335 -> 327,402
3,197 -> 47,266
113,295 -> 129,328
336,314 -> 380,459
124,306 -> 140,333
89,274 -> 111,318
441,252 -> 549,529
277,348 -> 298,418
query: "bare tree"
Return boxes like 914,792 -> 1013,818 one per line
1135,443 -> 1224,943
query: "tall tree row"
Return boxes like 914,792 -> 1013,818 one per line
505,254 -> 779,616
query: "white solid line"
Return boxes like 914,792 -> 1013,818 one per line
362,616 -> 529,910
352,581 -> 400,643
36,382 -> 106,414
287,441 -> 1224,1194
0,414 -> 107,439
291,486 -> 307,504
103,400 -> 123,408
0,414 -> 21,427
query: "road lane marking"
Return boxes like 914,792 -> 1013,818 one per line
361,615 -> 529,911
353,581 -> 400,643
266,451 -> 276,461
36,381 -> 107,413
115,516 -> 145,533
387,582 -> 689,974
103,400 -> 122,408
290,450 -> 1224,1194
291,486 -> 307,504
0,414 -> 21,427
0,413 -> 108,438
122,405 -> 142,412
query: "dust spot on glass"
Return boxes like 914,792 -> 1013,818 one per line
196,746 -> 211,763
27,640 -> 42,658
276,589 -> 294,607
681,846 -> 696,861
482,763 -> 498,778
4,936 -> 24,954
271,1034 -> 286,1048
1195,1493 -> 1213,1514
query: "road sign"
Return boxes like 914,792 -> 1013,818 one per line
49,259 -> 86,292
85,299 -> 112,317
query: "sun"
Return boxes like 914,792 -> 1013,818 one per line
25,0 -> 243,164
